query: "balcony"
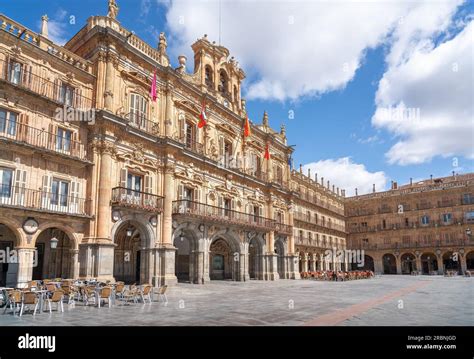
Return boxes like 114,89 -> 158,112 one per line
0,118 -> 88,162
294,212 -> 346,234
355,238 -> 472,251
172,200 -> 276,232
348,218 -> 471,234
111,187 -> 164,212
125,112 -> 160,136
0,58 -> 92,109
274,222 -> 293,235
0,185 -> 90,216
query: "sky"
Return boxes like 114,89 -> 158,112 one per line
1,0 -> 473,195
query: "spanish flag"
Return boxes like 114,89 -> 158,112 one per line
264,142 -> 270,160
244,114 -> 251,137
198,101 -> 207,128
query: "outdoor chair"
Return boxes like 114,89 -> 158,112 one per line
3,290 -> 22,315
115,283 -> 125,300
121,286 -> 139,304
139,285 -> 153,304
98,286 -> 112,308
19,292 -> 39,317
45,290 -> 64,313
83,286 -> 97,306
156,285 -> 168,303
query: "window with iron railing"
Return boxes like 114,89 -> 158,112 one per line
0,109 -> 17,136
8,61 -> 22,85
129,93 -> 148,128
59,84 -> 75,106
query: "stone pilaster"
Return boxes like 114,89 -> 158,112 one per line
14,247 -> 35,288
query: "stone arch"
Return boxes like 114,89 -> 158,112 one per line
0,221 -> 24,287
32,222 -> 79,250
0,218 -> 24,247
382,253 -> 397,274
110,215 -> 155,249
401,252 -> 416,274
421,252 -> 438,274
442,251 -> 460,273
218,69 -> 229,94
111,216 -> 155,284
205,65 -> 213,88
172,223 -> 201,283
208,230 -> 242,280
248,233 -> 265,280
275,237 -> 287,278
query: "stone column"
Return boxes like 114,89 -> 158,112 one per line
415,254 -> 422,274
437,255 -> 444,275
460,253 -> 467,274
286,203 -> 300,279
14,247 -> 35,288
104,50 -> 116,111
155,162 -> 177,286
96,145 -> 113,240
164,84 -> 174,137
70,249 -> 79,279
396,255 -> 402,274
319,254 -> 324,270
374,254 -> 384,274
302,253 -> 309,272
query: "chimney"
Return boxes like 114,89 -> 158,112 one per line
315,173 -> 318,182
321,177 -> 324,186
372,184 -> 376,193
332,185 -> 335,192
430,174 -> 433,183
299,164 -> 303,174
391,180 -> 394,189
40,15 -> 49,38
327,180 -> 330,189
337,187 -> 340,195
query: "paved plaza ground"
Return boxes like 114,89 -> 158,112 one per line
0,275 -> 472,326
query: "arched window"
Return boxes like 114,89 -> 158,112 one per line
205,66 -> 213,88
219,70 -> 228,95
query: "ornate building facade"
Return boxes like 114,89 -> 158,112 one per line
346,174 -> 474,275
0,4 -> 346,288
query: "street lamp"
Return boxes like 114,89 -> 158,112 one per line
126,227 -> 133,237
50,237 -> 58,249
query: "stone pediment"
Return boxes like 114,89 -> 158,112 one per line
174,99 -> 201,115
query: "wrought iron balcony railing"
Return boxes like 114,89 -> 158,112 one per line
294,211 -> 346,233
352,238 -> 472,251
348,218 -> 471,233
172,199 -> 277,231
126,112 -> 160,135
111,187 -> 164,212
274,222 -> 293,235
0,118 -> 88,161
0,58 -> 92,109
0,184 -> 90,216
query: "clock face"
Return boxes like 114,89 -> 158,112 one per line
223,99 -> 229,107
23,218 -> 39,234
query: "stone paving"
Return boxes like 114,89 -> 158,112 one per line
0,275 -> 472,326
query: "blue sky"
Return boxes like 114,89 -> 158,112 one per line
1,0 -> 473,195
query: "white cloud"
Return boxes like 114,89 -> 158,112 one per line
302,158 -> 388,196
163,0 -> 464,102
373,20 -> 474,165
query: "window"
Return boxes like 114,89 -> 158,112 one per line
0,109 -> 17,136
51,178 -> 69,207
183,187 -> 193,201
0,167 -> 13,198
383,237 -> 391,245
463,193 -> 474,205
59,84 -> 75,106
299,230 -> 303,240
253,205 -> 260,223
205,66 -> 213,88
402,236 -> 410,244
224,140 -> 232,159
185,120 -> 195,149
276,166 -> 283,184
442,213 -> 452,223
276,211 -> 283,223
405,217 -> 409,227
219,70 -> 228,94
308,232 -> 312,244
322,216 -> 326,226
129,93 -> 148,128
465,211 -> 474,222
421,215 -> 430,225
224,198 -> 232,217
56,127 -> 72,152
361,221 -> 367,228
362,238 -> 369,244
250,153 -> 261,177
306,210 -> 311,222
382,219 -> 386,229
8,61 -> 22,85
127,173 -> 142,193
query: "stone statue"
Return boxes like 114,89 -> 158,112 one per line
158,32 -> 167,54
107,0 -> 119,19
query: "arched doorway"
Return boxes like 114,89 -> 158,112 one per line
0,224 -> 19,287
248,237 -> 262,279
174,234 -> 191,283
113,222 -> 143,284
353,255 -> 374,271
442,251 -> 460,273
34,228 -> 75,280
275,239 -> 286,278
382,253 -> 397,274
401,253 -> 416,274
467,251 -> 474,270
421,253 -> 438,274
209,237 -> 236,280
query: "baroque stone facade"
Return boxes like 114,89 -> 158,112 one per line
346,174 -> 474,275
0,6 -> 345,287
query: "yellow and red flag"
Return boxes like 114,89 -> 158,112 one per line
244,114 -> 251,137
